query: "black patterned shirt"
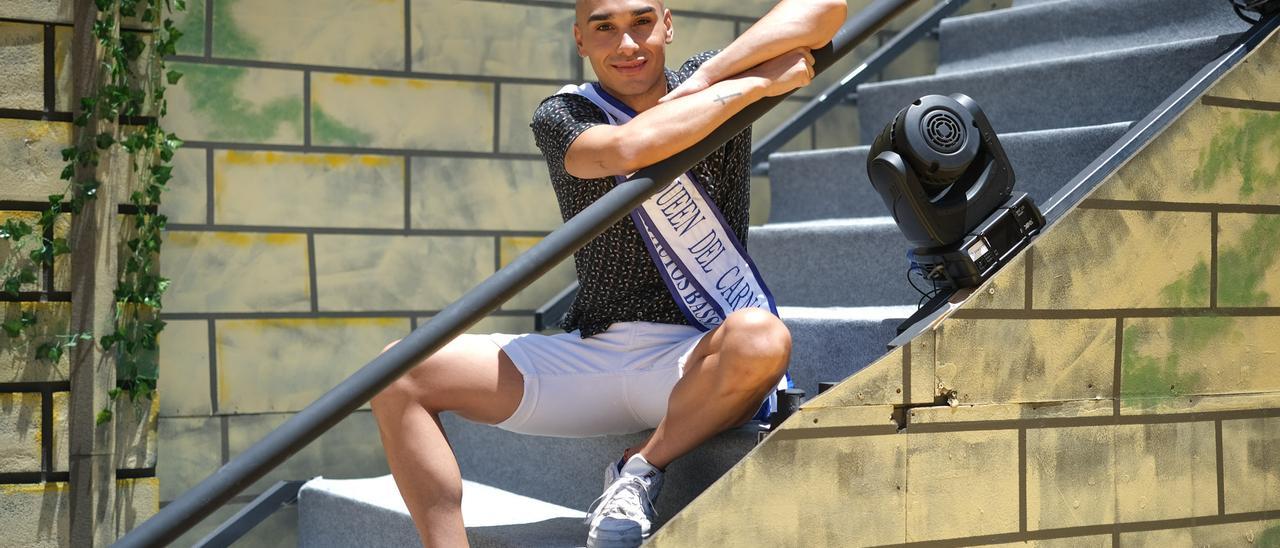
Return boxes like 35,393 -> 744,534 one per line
531,51 -> 753,338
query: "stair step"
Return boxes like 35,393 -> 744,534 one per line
442,415 -> 758,521
780,305 -> 914,394
766,121 -> 1130,223
298,476 -> 587,547
939,0 -> 1247,74
749,218 -> 915,307
855,34 -> 1235,143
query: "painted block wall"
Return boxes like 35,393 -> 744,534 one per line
0,0 -> 981,545
649,24 -> 1280,548
3,1 -> 1031,545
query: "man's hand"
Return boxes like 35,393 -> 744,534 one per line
741,47 -> 815,97
660,47 -> 816,104
659,72 -> 712,104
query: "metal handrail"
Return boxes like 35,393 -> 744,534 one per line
534,0 -> 968,329
749,0 -> 973,175
1042,13 -> 1280,224
113,1 -> 919,545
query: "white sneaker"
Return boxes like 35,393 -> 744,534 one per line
585,454 -> 664,548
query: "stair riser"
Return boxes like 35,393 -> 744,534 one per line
767,123 -> 1130,223
856,35 -> 1231,143
940,0 -> 1247,74
749,224 -> 919,307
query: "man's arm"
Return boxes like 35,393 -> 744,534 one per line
563,49 -> 814,180
661,0 -> 847,103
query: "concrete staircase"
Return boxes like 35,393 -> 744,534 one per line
297,1 -> 1250,545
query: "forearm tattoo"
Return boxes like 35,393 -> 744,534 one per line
713,92 -> 743,105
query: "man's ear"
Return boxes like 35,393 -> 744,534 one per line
663,9 -> 674,44
573,23 -> 586,56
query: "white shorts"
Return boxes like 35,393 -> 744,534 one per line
488,321 -> 709,438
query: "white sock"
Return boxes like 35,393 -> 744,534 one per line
618,454 -> 663,500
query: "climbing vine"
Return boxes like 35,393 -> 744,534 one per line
0,0 -> 185,424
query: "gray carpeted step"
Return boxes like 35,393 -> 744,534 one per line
298,476 -> 587,547
440,414 -> 756,522
431,306 -> 905,516
749,218 -> 918,307
766,121 -> 1130,223
939,0 -> 1248,74
856,34 -> 1236,143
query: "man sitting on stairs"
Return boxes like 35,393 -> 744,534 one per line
371,0 -> 845,546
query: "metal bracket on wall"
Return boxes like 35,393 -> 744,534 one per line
193,480 -> 305,548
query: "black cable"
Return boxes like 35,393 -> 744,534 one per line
1232,0 -> 1264,23
906,266 -> 930,299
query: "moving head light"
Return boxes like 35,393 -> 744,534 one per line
867,93 -> 1044,331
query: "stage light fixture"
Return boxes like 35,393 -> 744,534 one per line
866,93 -> 1044,332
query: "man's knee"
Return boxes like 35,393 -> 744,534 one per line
371,338 -> 430,413
719,309 -> 791,385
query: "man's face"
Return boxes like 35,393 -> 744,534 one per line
574,0 -> 673,98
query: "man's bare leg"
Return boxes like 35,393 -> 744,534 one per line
633,308 -> 791,469
370,335 -> 525,548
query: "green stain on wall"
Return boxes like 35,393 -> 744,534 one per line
196,0 -> 368,145
1219,214 -> 1280,307
173,0 -> 205,56
312,106 -> 373,147
1159,260 -> 1209,307
1121,323 -> 1205,402
211,0 -> 260,59
1194,111 -> 1280,197
1259,523 -> 1280,548
1121,262 -> 1228,405
177,63 -> 301,142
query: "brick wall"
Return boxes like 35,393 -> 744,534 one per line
649,24 -> 1280,547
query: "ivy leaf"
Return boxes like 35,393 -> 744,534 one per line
2,319 -> 24,338
29,245 -> 52,264
100,333 -> 120,351
150,164 -> 173,185
0,218 -> 34,240
166,70 -> 182,85
95,408 -> 113,425
52,238 -> 71,257
95,132 -> 115,149
36,342 -> 62,362
60,164 -> 75,181
1,311 -> 35,337
2,277 -> 21,298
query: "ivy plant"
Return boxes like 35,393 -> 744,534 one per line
0,0 -> 185,425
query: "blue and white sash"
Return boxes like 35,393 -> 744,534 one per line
560,82 -> 791,419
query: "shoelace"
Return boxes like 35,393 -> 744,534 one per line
584,475 -> 658,525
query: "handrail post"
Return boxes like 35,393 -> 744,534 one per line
112,1 -> 919,545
